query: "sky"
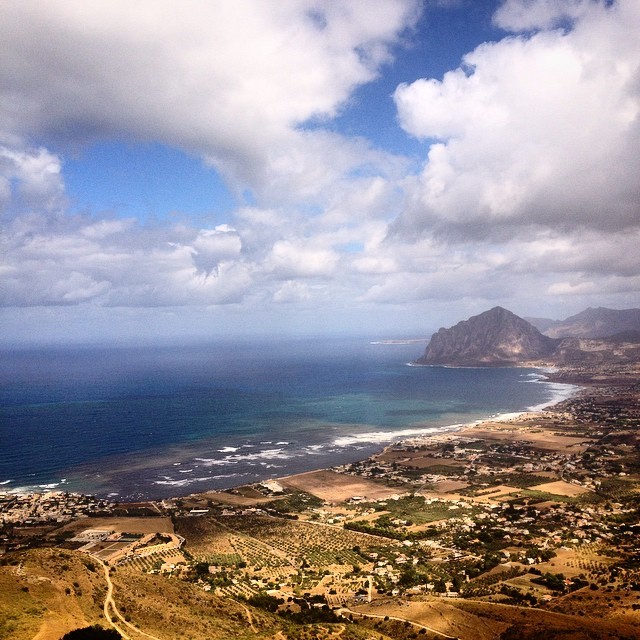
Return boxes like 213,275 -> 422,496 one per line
1,0 -> 639,344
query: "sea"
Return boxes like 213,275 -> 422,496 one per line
0,337 -> 577,501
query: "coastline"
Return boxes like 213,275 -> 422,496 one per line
189,372 -> 582,505
4,360 -> 640,640
4,357 -> 640,638
0,370 -> 581,502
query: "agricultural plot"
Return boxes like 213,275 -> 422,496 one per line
461,565 -> 528,597
120,547 -> 187,573
174,516 -> 238,556
220,515 -> 383,562
303,547 -> 364,567
204,552 -> 243,567
352,495 -> 477,527
229,535 -> 290,568
120,554 -> 162,573
457,473 -> 556,496
512,489 -> 578,504
532,480 -> 591,497
433,479 -> 469,492
56,515 -> 174,536
544,543 -> 619,580
378,450 -> 466,469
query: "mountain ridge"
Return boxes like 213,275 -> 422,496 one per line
417,306 -> 640,367
526,306 -> 640,339
416,306 -> 557,367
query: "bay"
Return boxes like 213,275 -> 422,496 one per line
0,337 -> 574,500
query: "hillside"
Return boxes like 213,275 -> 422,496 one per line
416,306 -> 557,366
528,307 -> 640,339
0,548 -> 285,640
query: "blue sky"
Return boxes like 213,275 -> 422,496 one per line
1,0 -> 639,343
65,143 -> 239,225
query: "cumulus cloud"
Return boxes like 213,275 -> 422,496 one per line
0,0 -> 419,200
394,0 -> 640,241
266,240 -> 340,279
273,281 -> 312,304
0,153 -> 251,308
0,146 -> 66,215
0,0 -> 421,317
191,226 -> 242,276
1,0 -> 639,335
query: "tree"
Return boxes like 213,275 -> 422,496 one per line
399,567 -> 419,588
246,593 -> 283,612
433,579 -> 447,593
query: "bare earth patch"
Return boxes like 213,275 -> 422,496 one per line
378,450 -> 466,469
195,490 -> 279,506
56,516 -> 174,535
279,469 -> 403,503
461,420 -> 592,453
433,479 -> 469,492
468,485 -> 522,502
531,480 -> 591,497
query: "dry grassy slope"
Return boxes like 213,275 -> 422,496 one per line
0,548 -> 289,640
452,599 -> 640,640
541,586 -> 640,628
354,595 -> 640,640
112,565 -> 275,639
0,548 -> 382,640
354,597 -> 509,640
0,548 -> 105,640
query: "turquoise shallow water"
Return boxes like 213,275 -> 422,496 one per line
0,338 -> 574,500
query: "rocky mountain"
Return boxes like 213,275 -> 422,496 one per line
527,307 -> 640,339
416,306 -> 557,366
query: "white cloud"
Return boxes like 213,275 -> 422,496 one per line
273,280 -> 312,303
394,0 -> 640,240
0,146 -> 66,215
494,0 -> 598,31
0,1 -> 421,317
191,226 -> 242,276
0,0 -> 419,200
266,240 -> 339,279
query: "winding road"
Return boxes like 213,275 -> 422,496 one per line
97,558 -> 162,640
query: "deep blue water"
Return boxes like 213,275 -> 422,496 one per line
0,338 -> 574,500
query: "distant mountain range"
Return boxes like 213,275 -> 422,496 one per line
526,307 -> 640,339
416,306 -> 640,367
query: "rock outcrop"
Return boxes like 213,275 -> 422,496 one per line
416,306 -> 557,367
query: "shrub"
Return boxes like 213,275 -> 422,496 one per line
61,625 -> 121,639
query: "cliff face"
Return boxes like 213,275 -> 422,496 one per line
416,307 -> 558,366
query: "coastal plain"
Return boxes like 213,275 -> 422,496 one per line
2,362 -> 640,639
